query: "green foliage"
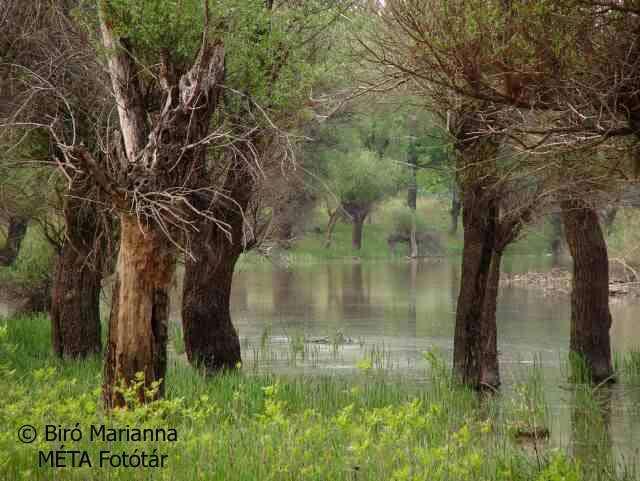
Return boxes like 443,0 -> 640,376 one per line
98,0 -> 340,119
0,225 -> 54,287
326,149 -> 403,205
2,314 -> 622,481
389,205 -> 429,236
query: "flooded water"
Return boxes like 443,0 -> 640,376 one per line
2,254 -> 639,467
222,255 -> 640,469
224,256 -> 640,372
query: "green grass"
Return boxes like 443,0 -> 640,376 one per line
258,195 -> 557,264
0,315 -> 636,481
0,225 -> 54,288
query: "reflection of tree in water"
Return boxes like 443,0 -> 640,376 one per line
341,263 -> 373,321
408,260 -> 417,328
271,269 -> 314,320
571,385 -> 614,478
326,263 -> 340,314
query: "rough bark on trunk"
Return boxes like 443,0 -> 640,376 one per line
479,249 -> 502,387
0,216 -> 28,266
181,144 -> 256,374
454,188 -> 499,388
561,199 -> 614,383
452,111 -> 501,390
182,223 -> 242,372
51,194 -> 102,358
103,216 -> 175,408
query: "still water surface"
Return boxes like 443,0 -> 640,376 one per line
2,255 -> 639,466
216,255 -> 640,467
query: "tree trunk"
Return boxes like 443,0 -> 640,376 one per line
103,215 -> 175,408
182,224 -> 242,372
324,209 -> 339,248
352,215 -> 365,250
453,188 -> 500,389
479,249 -> 502,388
0,216 -> 28,266
561,200 -> 614,383
50,193 -> 103,358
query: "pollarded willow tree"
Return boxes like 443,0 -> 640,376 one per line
355,0 -> 557,388
0,0 -> 114,355
38,0 -> 237,407
306,104 -> 409,251
362,0 -> 640,384
181,0 -> 351,373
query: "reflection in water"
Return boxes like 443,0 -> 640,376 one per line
228,257 -> 640,463
1,256 -> 638,463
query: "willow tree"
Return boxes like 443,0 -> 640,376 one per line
38,0 -> 230,407
0,0 -> 115,356
358,0 -> 553,388
181,0 -> 346,373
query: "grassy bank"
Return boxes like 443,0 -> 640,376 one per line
1,315 -> 637,481
238,195 -> 557,265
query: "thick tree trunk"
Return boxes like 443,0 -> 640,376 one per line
51,194 -> 102,358
103,215 -> 175,408
182,225 -> 242,372
0,216 -> 28,266
454,189 -> 500,389
561,200 -> 614,383
181,149 -> 252,374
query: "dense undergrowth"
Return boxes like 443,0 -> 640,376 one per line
1,315 -> 638,481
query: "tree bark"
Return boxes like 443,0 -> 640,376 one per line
0,216 -> 28,266
181,149 -> 253,374
561,199 -> 614,383
454,187 -> 499,389
182,222 -> 242,372
103,216 -> 175,408
479,248 -> 502,388
343,201 -> 370,251
452,111 -> 501,390
51,193 -> 103,358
